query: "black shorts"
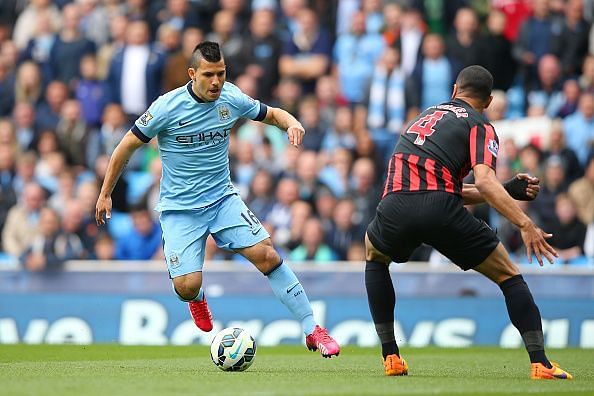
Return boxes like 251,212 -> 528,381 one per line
367,191 -> 500,270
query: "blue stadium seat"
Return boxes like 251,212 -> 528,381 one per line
107,211 -> 134,241
124,171 -> 153,205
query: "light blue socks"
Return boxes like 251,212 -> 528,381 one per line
266,261 -> 317,335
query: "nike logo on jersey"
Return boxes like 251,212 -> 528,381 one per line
178,120 -> 191,126
286,282 -> 300,294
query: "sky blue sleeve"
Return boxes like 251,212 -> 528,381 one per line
131,97 -> 169,143
232,85 -> 268,121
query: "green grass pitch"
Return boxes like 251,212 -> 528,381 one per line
1,345 -> 593,396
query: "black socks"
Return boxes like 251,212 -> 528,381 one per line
365,260 -> 399,359
499,274 -> 551,368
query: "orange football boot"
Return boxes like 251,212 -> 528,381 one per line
531,361 -> 573,380
383,354 -> 408,376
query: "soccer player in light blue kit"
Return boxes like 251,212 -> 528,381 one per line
95,41 -> 340,357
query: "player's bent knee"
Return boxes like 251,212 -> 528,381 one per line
365,234 -> 390,264
172,273 -> 202,299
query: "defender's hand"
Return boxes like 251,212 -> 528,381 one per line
520,222 -> 558,266
287,125 -> 305,147
504,174 -> 540,200
95,195 -> 113,226
518,173 -> 540,199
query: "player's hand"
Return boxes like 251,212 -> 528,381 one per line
95,195 -> 113,226
517,173 -> 540,199
520,222 -> 558,266
503,174 -> 539,200
287,124 -> 305,147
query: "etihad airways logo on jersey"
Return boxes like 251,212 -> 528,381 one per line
175,128 -> 231,146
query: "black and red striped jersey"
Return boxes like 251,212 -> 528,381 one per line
383,98 -> 499,198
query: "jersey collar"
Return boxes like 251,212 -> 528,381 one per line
186,81 -> 207,103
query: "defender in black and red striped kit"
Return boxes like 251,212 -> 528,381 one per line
365,66 -> 573,380
367,97 -> 501,265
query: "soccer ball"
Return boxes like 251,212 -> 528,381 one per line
210,327 -> 257,372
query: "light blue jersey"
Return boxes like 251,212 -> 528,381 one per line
132,81 -> 268,211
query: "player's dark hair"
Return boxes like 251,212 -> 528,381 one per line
190,41 -> 223,68
455,65 -> 493,103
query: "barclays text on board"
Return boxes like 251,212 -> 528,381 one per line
0,295 -> 592,348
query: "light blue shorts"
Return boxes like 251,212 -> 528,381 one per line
160,194 -> 269,277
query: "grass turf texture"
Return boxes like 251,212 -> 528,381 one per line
1,345 -> 593,396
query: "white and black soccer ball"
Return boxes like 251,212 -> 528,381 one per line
210,327 -> 257,372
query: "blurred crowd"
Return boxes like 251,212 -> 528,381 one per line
0,0 -> 592,271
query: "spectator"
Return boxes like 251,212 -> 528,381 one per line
271,77 -> 301,118
410,34 -> 458,111
321,106 -> 356,154
476,9 -> 516,91
579,54 -> 594,92
93,232 -> 116,260
553,0 -> 590,78
563,92 -> 594,167
48,167 -> 76,215
245,169 -> 275,221
56,99 -> 93,168
568,156 -> 594,225
241,9 -> 282,102
155,23 -> 181,55
0,145 -> 17,242
0,58 -> 15,117
76,54 -> 108,127
513,0 -> 561,89
2,182 -> 46,257
286,200 -> 312,251
319,147 -> 352,198
313,186 -> 337,233
48,3 -> 96,85
527,54 -> 563,117
19,9 -> 57,82
445,7 -> 481,70
485,90 -> 508,122
349,157 -> 380,227
279,7 -> 332,93
163,27 -> 203,92
266,177 -> 300,247
86,104 -> 134,170
530,155 -> 569,226
75,180 -> 100,248
544,120 -> 582,183
154,0 -> 201,33
289,217 -> 337,262
13,102 -> 38,152
381,2 -> 402,47
295,150 -> 325,204
546,193 -> 587,264
361,0 -> 384,34
326,198 -> 364,260
333,10 -> 385,105
107,20 -> 166,118
206,10 -> 245,80
232,141 -> 257,193
34,132 -> 65,193
96,14 -> 128,80
398,7 -> 424,77
12,151 -> 39,196
19,207 -> 70,271
556,79 -> 581,118
58,199 -> 88,259
315,75 -> 342,130
78,0 -> 115,47
361,46 -> 411,161
14,61 -> 43,104
12,0 -> 61,50
115,205 -> 162,260
297,96 -> 325,151
36,80 -> 69,131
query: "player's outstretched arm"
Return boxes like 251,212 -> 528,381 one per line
462,174 -> 540,205
262,106 -> 305,147
473,164 -> 558,266
95,131 -> 145,225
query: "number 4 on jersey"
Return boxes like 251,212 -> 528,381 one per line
406,110 -> 447,145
